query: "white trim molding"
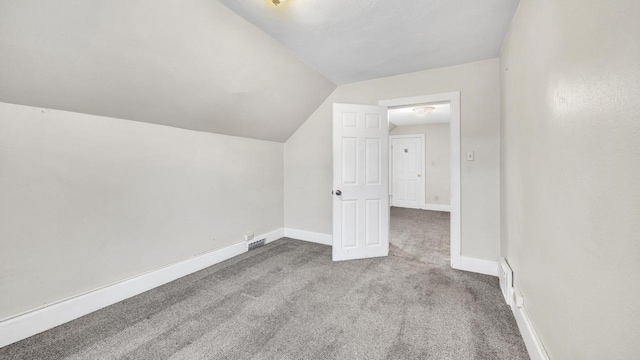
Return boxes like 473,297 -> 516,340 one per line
284,228 -> 333,246
262,228 -> 286,244
512,300 -> 550,360
421,203 -> 451,212
457,256 -> 499,277
0,228 -> 285,348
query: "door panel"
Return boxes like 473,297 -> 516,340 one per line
333,103 -> 389,261
342,138 -> 358,184
341,200 -> 358,248
365,199 -> 381,246
365,138 -> 381,185
391,136 -> 424,209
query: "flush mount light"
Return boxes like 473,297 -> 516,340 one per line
412,106 -> 435,116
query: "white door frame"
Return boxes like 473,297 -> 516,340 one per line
379,92 -> 462,270
389,134 -> 426,209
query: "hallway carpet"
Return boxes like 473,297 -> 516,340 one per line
0,208 -> 528,359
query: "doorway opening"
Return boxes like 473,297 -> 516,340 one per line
330,92 -> 460,268
380,93 -> 461,269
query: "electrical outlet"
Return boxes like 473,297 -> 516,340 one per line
515,291 -> 524,308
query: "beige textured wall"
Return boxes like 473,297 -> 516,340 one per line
390,124 -> 450,206
285,59 -> 501,261
0,102 -> 284,320
500,0 -> 640,358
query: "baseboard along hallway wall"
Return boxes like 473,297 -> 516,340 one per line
0,229 -> 285,348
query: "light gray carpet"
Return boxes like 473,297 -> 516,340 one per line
0,208 -> 528,360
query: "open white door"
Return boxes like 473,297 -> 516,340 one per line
333,103 -> 389,261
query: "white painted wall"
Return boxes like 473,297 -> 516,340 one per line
390,124 -> 450,206
500,0 -> 640,358
0,102 -> 284,321
285,59 -> 501,261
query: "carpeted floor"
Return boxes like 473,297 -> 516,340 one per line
0,208 -> 528,360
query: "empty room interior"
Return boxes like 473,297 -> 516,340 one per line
0,0 -> 638,359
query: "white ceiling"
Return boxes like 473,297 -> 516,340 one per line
218,0 -> 520,84
0,0 -> 335,142
389,103 -> 450,127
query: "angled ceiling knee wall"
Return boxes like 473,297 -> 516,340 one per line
0,0 -> 336,142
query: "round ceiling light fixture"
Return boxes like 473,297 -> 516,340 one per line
412,106 -> 435,116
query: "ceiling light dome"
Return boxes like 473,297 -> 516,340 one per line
412,106 -> 435,116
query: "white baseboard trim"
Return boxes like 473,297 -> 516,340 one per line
421,203 -> 451,212
0,228 -> 285,348
284,228 -> 333,246
511,302 -> 549,360
456,256 -> 499,277
262,228 -> 285,244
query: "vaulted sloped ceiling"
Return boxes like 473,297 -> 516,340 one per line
219,0 -> 520,85
0,0 -> 336,142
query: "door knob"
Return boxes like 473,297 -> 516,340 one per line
335,190 -> 342,196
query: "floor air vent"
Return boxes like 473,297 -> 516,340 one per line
248,238 -> 266,251
499,257 -> 513,306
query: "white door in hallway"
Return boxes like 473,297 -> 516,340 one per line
332,103 -> 389,261
390,135 -> 424,209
